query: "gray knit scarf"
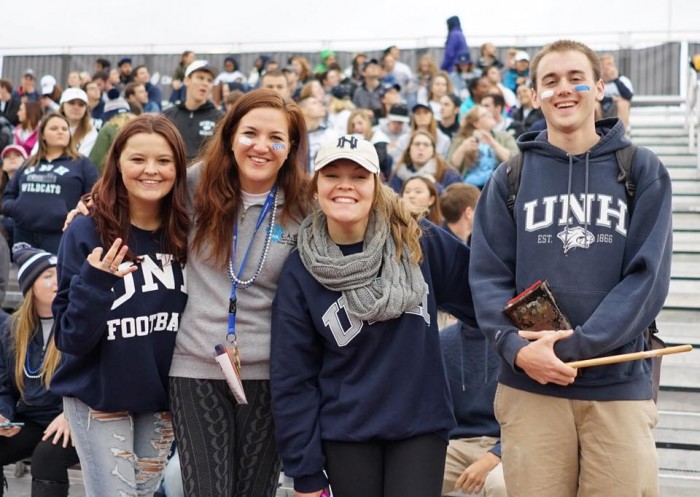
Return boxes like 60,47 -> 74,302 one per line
297,210 -> 426,322
393,158 -> 437,183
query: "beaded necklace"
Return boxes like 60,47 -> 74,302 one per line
225,187 -> 279,343
227,187 -> 279,289
24,343 -> 47,379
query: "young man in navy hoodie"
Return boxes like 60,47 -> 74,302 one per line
469,40 -> 672,497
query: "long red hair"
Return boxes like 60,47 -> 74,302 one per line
89,114 -> 189,263
191,89 -> 309,267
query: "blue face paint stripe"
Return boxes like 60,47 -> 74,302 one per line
574,84 -> 591,92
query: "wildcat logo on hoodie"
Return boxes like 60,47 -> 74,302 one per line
557,226 -> 595,253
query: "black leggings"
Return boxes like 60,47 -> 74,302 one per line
323,433 -> 447,497
0,417 -> 80,481
169,377 -> 281,497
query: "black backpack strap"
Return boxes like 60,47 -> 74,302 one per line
615,144 -> 638,212
505,153 -> 523,217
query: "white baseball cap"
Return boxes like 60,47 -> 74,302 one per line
41,75 -> 57,95
59,88 -> 88,105
185,60 -> 216,78
515,51 -> 530,62
314,135 -> 379,174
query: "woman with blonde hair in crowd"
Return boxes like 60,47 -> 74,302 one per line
346,108 -> 392,179
0,244 -> 79,497
414,54 -> 438,108
271,135 -> 475,497
390,130 -> 460,193
58,88 -> 97,156
327,85 -> 355,137
447,104 -> 517,188
421,71 -> 454,120
401,174 -> 443,225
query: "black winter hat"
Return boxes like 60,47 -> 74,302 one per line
13,243 -> 57,296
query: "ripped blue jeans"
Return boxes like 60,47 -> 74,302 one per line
63,397 -> 174,497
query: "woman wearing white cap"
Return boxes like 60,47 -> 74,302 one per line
39,76 -> 61,114
270,135 -> 476,497
58,88 -> 97,156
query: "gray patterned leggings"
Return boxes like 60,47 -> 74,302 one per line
169,377 -> 282,497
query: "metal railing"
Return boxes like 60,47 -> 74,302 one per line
685,66 -> 700,167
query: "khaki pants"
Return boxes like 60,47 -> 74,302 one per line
494,383 -> 658,497
442,436 -> 506,497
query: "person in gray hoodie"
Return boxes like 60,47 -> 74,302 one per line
469,40 -> 671,497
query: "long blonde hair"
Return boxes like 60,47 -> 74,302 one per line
11,288 -> 61,396
308,173 -> 424,264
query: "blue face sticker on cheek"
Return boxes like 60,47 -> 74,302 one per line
272,143 -> 287,151
574,84 -> 591,92
238,136 -> 252,146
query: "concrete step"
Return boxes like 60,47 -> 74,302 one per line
650,145 -> 697,156
673,212 -> 700,230
658,474 -> 700,497
673,181 -> 700,195
659,361 -> 700,389
672,197 -> 700,213
671,260 -> 700,279
632,118 -> 687,128
660,155 -> 700,167
669,168 -> 700,181
658,389 -> 700,410
635,136 -> 691,146
632,127 -> 689,137
658,308 -> 700,328
664,292 -> 700,311
657,410 -> 700,436
673,232 -> 700,253
669,277 -> 700,294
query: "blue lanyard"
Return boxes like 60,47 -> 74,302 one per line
227,187 -> 276,342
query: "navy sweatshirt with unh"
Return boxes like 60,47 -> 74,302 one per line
469,117 -> 673,401
2,156 -> 99,234
51,216 -> 187,413
270,221 -> 477,493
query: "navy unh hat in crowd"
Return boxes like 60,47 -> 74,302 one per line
13,243 -> 57,296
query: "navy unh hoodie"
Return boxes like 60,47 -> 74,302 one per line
51,216 -> 188,413
469,118 -> 672,401
271,222 -> 477,493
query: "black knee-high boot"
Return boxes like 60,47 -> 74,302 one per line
30,479 -> 69,497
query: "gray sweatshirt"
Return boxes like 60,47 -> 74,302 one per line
169,163 -> 300,380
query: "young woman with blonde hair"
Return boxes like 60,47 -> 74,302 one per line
0,244 -> 79,497
271,135 -> 476,497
